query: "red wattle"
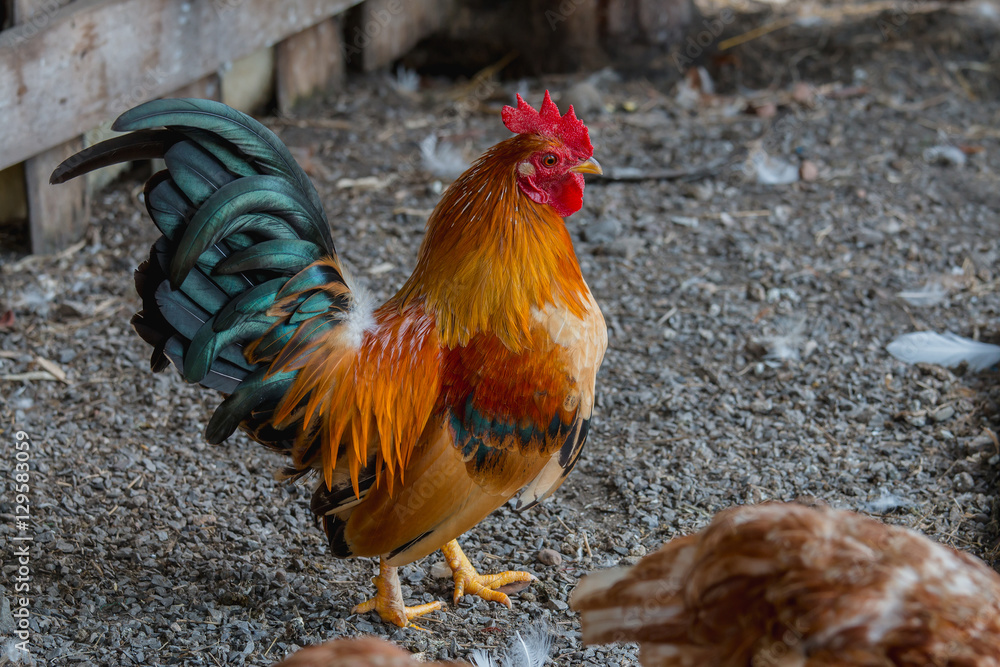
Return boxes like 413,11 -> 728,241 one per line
518,173 -> 585,219
550,173 -> 584,218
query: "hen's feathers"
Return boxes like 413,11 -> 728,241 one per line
571,502 -> 1000,666
271,637 -> 464,667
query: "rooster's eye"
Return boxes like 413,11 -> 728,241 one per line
541,154 -> 558,167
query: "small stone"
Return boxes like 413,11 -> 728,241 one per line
604,236 -> 645,260
791,82 -> 815,105
799,160 -> 819,181
537,549 -> 563,566
953,472 -> 974,492
967,433 -> 996,453
931,406 -> 955,423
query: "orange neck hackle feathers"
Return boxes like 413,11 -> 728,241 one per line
398,133 -> 590,351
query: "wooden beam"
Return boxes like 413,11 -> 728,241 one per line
25,138 -> 88,255
0,162 -> 27,225
221,47 -> 276,114
276,18 -> 345,114
0,0 -> 364,172
13,0 -> 87,253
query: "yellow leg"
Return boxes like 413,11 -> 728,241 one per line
352,557 -> 443,628
441,539 -> 536,608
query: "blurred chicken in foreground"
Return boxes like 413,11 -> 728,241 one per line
272,623 -> 550,667
273,637 -> 464,667
571,502 -> 1000,666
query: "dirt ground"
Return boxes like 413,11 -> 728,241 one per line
2,2 -> 1000,665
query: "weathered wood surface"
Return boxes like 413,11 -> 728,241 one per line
9,0 -> 86,250
0,0 -> 364,172
276,18 -> 345,114
25,137 -> 87,254
0,163 -> 28,226
221,47 -> 276,114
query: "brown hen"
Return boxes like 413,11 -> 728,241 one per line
570,502 -> 1000,666
272,637 -> 466,667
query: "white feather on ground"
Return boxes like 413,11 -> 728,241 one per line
887,331 -> 1000,372
859,487 -> 916,514
2,638 -> 31,666
896,280 -> 950,307
762,318 -> 806,362
468,621 -> 552,667
420,135 -> 468,180
390,66 -> 420,94
746,147 -> 799,185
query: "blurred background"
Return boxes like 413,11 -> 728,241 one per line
2,0 -> 995,255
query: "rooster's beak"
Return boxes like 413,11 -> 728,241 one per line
571,157 -> 603,175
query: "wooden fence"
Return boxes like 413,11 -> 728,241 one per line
0,0 -> 693,254
0,0 -> 451,253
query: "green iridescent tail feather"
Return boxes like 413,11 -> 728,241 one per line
51,98 -> 345,449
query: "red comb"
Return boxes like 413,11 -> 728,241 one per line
502,91 -> 593,157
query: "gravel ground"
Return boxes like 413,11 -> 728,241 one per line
2,4 -> 999,665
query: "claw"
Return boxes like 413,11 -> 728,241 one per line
441,539 -> 536,607
352,558 -> 444,628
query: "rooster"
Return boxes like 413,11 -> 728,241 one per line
51,92 -> 606,627
570,502 -> 1000,666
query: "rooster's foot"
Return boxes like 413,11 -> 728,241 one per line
441,539 -> 536,608
353,558 -> 443,629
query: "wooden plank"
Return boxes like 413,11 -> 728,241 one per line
275,18 -> 345,114
24,138 -> 88,255
0,0 -> 365,172
0,162 -> 27,225
13,0 -> 86,253
347,0 -> 452,72
221,47 -> 276,114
